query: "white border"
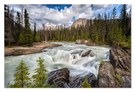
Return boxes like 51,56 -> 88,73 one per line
0,0 -> 134,92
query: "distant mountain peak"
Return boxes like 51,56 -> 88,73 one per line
71,18 -> 88,28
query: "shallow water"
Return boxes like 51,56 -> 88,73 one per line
5,42 -> 110,87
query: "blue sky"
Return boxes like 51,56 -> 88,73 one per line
9,4 -> 131,29
44,4 -> 72,11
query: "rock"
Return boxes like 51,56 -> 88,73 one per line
122,76 -> 131,87
68,73 -> 97,88
68,76 -> 83,88
86,73 -> 97,87
81,50 -> 91,57
109,46 -> 131,71
98,61 -> 116,87
81,49 -> 94,57
76,39 -> 83,44
47,68 -> 70,87
109,46 -> 131,87
115,68 -> 130,76
47,68 -> 97,88
84,40 -> 89,44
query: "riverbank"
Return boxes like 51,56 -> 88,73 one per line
5,42 -> 61,56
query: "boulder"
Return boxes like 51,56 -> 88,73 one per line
68,73 -> 97,88
86,73 -> 97,87
47,68 -> 70,87
109,46 -> 131,87
81,49 -> 94,57
109,46 -> 131,71
98,61 -> 116,87
81,50 -> 91,57
47,68 -> 97,88
76,40 -> 83,44
68,76 -> 83,88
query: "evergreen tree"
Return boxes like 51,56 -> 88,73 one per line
120,4 -> 128,36
33,22 -> 36,41
112,7 -> 116,19
32,57 -> 47,87
9,60 -> 31,88
23,9 -> 33,45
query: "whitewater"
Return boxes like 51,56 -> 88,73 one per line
5,42 -> 110,87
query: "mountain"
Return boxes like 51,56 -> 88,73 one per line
71,18 -> 88,28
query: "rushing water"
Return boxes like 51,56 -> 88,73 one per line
5,42 -> 110,87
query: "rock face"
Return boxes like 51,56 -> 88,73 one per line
72,18 -> 88,28
47,68 -> 97,88
98,61 -> 116,87
122,76 -> 131,87
98,46 -> 131,88
47,68 -> 70,87
109,46 -> 131,87
110,46 -> 131,71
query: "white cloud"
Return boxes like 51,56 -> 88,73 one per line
10,4 -> 131,29
12,4 -> 93,29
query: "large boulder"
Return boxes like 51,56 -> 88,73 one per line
86,73 -> 97,87
68,73 -> 97,88
109,46 -> 131,87
47,68 -> 97,88
109,46 -> 131,71
68,76 -> 83,88
47,68 -> 70,87
98,61 -> 116,87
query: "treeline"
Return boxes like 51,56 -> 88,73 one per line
43,4 -> 131,48
9,57 -> 91,88
5,5 -> 40,46
5,4 -> 131,48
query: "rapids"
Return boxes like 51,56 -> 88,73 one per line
5,42 -> 110,87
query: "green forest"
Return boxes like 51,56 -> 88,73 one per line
5,4 -> 131,48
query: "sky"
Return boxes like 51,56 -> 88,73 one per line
9,4 -> 131,29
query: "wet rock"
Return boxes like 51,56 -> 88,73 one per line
68,76 -> 83,88
81,50 -> 94,57
81,50 -> 91,57
68,73 -> 97,88
47,68 -> 70,87
86,73 -> 97,87
98,61 -> 116,87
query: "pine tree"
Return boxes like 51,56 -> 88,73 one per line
120,4 -> 128,36
9,60 -> 31,88
112,7 -> 116,19
32,57 -> 47,87
24,9 -> 33,45
33,22 -> 36,41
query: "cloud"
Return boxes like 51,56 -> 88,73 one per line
9,4 -> 131,29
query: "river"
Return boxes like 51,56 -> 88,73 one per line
5,42 -> 110,87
